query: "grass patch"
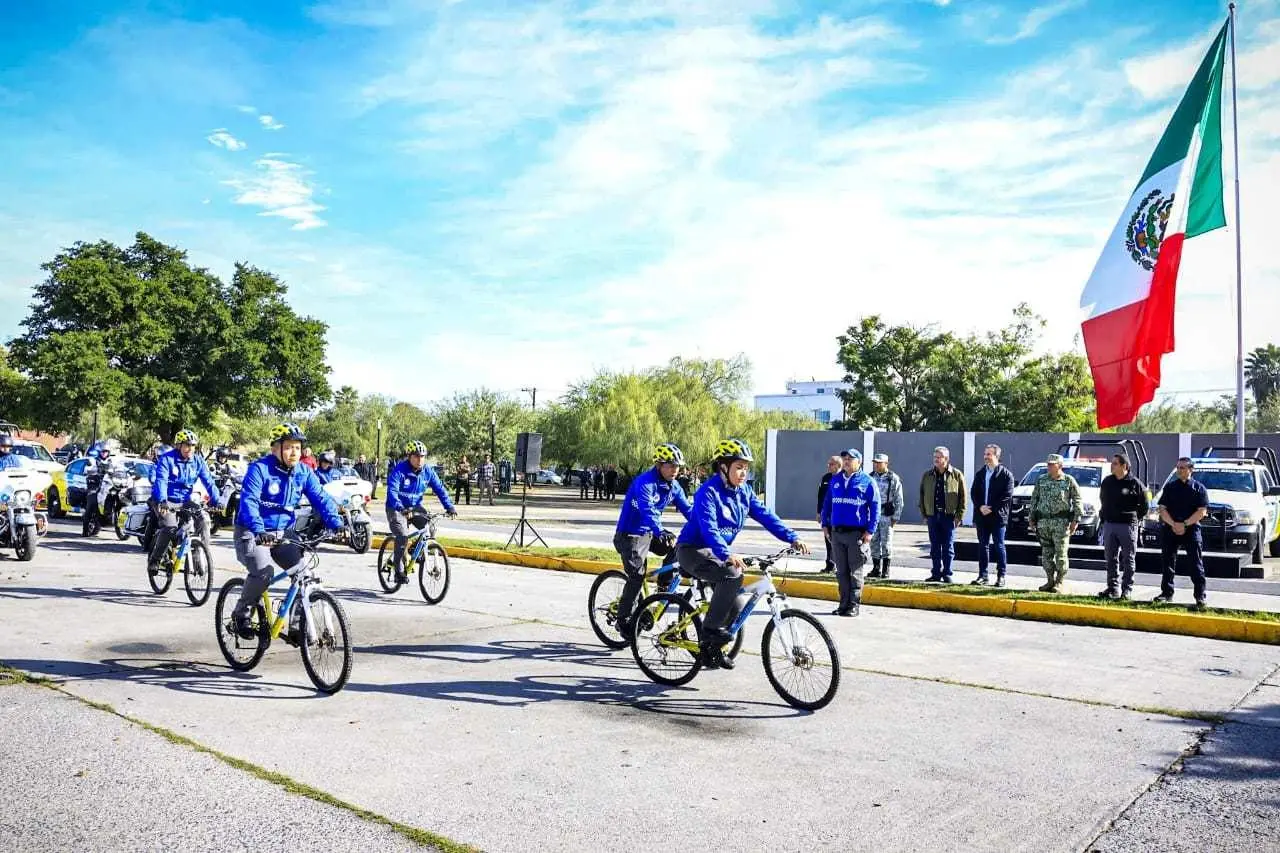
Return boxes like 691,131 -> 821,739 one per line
438,536 -> 636,565
870,580 -> 1280,623
0,663 -> 49,686
48,687 -> 477,852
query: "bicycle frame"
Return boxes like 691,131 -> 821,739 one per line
259,566 -> 327,645
656,559 -> 795,656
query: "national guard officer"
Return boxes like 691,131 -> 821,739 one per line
1027,452 -> 1082,592
868,452 -> 903,578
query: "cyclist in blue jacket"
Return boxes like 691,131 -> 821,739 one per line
821,448 -> 881,617
0,435 -> 26,470
386,441 -> 457,582
675,438 -> 810,670
612,443 -> 694,636
147,429 -> 221,575
315,451 -> 339,485
229,422 -> 344,638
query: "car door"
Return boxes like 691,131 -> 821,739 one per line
1260,468 -> 1280,542
66,459 -> 89,509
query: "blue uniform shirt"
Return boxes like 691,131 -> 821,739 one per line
315,466 -> 339,486
236,454 -> 343,534
385,460 -> 456,514
1159,476 -> 1209,524
821,470 -> 881,532
151,449 -> 220,506
677,475 -> 798,562
615,466 -> 694,537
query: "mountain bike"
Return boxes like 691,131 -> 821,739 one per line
629,547 -> 841,711
213,530 -> 353,695
374,509 -> 450,603
587,557 -> 744,663
147,501 -> 215,606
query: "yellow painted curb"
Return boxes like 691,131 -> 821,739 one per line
368,536 -> 1280,645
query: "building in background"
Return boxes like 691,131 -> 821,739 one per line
753,380 -> 849,425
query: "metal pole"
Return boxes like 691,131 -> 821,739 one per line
489,412 -> 496,461
375,418 -> 384,499
1229,3 -> 1246,445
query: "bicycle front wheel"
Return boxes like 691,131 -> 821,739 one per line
375,536 -> 402,592
214,578 -> 269,671
630,593 -> 702,686
148,550 -> 174,595
183,539 -> 215,607
418,542 -> 450,604
299,589 -> 353,694
761,609 -> 841,711
587,570 -> 629,649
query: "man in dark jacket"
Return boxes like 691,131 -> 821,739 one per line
969,443 -> 1015,586
1098,453 -> 1149,601
816,455 -> 840,573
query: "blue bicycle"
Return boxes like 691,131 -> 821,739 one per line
374,509 -> 450,603
147,501 -> 215,607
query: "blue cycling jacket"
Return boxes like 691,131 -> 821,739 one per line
151,449 -> 220,506
615,466 -> 694,537
385,460 -> 455,514
236,454 -> 342,534
821,470 -> 881,531
677,475 -> 798,562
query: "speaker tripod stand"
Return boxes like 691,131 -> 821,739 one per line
505,475 -> 547,548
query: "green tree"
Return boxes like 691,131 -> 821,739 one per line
1245,344 -> 1280,408
835,318 -> 950,430
7,233 -> 331,441
0,345 -> 30,424
426,389 -> 530,464
1112,397 -> 1236,433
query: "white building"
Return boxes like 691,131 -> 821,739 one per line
753,380 -> 850,425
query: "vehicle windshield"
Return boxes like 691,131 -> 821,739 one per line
1019,464 -> 1103,488
335,465 -> 360,478
125,460 -> 154,480
11,444 -> 55,463
1164,468 -> 1256,493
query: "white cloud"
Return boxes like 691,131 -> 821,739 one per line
258,113 -> 285,130
223,157 -> 326,230
236,104 -> 258,114
985,0 -> 1086,45
205,129 -> 247,150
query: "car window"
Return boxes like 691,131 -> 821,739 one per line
13,444 -> 55,462
125,460 -> 154,480
68,459 -> 87,475
1261,469 -> 1276,492
1164,469 -> 1256,493
1018,464 -> 1102,488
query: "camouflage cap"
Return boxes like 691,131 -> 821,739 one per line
1046,453 -> 1065,464
872,452 -> 890,463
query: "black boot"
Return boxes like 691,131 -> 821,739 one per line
869,558 -> 882,579
881,559 -> 890,580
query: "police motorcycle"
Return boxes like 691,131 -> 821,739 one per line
206,450 -> 242,536
119,453 -> 166,552
0,467 -> 51,561
292,459 -> 372,554
83,446 -> 133,538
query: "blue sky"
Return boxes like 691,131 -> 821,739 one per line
2,0 -> 1278,409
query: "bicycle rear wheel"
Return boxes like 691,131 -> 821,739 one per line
418,542 -> 450,604
761,609 -> 840,711
375,536 -> 402,592
214,578 -> 269,671
183,539 -> 215,607
587,570 -> 629,649
299,589 -> 353,694
630,593 -> 702,686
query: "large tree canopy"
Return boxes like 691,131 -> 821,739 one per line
7,233 -> 330,441
835,305 -> 1096,432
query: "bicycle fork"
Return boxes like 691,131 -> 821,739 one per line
262,583 -> 327,645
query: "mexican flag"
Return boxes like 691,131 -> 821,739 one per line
1080,20 -> 1230,429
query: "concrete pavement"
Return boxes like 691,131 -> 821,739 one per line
2,525 -> 1279,852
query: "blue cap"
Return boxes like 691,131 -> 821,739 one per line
839,448 -> 862,460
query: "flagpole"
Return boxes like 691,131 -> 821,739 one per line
1229,3 -> 1246,445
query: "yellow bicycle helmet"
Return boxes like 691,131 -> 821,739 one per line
713,438 -> 754,463
174,429 -> 199,446
652,443 -> 685,466
269,422 -> 307,444
404,440 -> 428,456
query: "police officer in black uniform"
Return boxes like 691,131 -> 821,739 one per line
1153,456 -> 1209,610
816,455 -> 839,573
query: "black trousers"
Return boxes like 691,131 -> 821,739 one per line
1160,526 -> 1205,600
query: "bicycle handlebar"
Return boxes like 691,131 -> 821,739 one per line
742,546 -> 800,568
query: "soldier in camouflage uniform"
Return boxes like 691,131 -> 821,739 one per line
1027,453 -> 1083,592
868,453 -> 904,578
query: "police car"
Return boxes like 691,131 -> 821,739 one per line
1140,447 -> 1280,564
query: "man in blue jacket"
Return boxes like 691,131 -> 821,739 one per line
229,422 -> 345,638
821,448 -> 881,617
386,440 -> 457,582
0,434 -> 26,470
315,451 -> 339,485
612,443 -> 694,636
969,443 -> 1015,586
148,429 -> 221,575
675,438 -> 810,670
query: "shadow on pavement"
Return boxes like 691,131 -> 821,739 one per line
361,639 -> 635,672
0,585 -> 189,608
3,656 -> 325,699
329,588 -> 434,608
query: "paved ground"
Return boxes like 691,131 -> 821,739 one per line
1,521 -> 1278,852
